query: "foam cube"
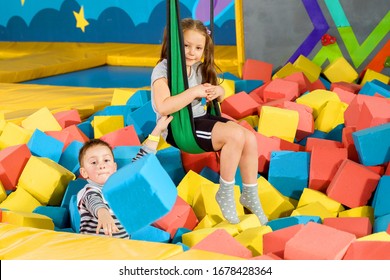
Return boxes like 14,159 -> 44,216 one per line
100,125 -> 141,148
192,229 -> 252,258
309,146 -> 348,193
262,79 -> 300,102
338,206 -> 375,225
181,227 -> 237,248
172,227 -> 192,244
54,109 -> 81,129
235,79 -> 263,94
284,222 -> 356,260
111,88 -> 137,106
235,226 -> 272,257
177,170 -> 214,206
331,81 -> 362,94
263,224 -> 304,259
220,79 -> 235,99
267,215 -> 321,231
21,107 -> 62,132
2,210 -> 54,230
323,57 -> 358,83
323,217 -> 372,238
192,183 -> 244,222
344,94 -> 378,128
199,166 -> 220,183
60,178 -> 87,209
18,156 -> 76,205
126,101 -> 157,141
0,122 -> 33,149
77,121 -> 94,139
298,188 -> 344,213
27,129 -> 64,162
112,145 -> 141,169
126,89 -> 151,108
33,206 -> 70,229
46,125 -> 89,150
371,176 -> 390,218
360,69 -> 390,86
156,146 -> 186,186
272,62 -> 301,80
220,91 -> 259,120
0,181 -> 6,203
194,214 -> 222,230
315,100 -> 347,133
352,122 -> 390,166
291,202 -> 337,221
242,59 -> 273,82
268,151 -> 310,200
359,80 -> 390,98
153,196 -> 198,238
103,154 -> 177,234
93,115 -> 124,138
293,55 -> 322,82
295,89 -> 340,119
341,126 -> 359,161
68,195 -> 80,233
58,140 -> 83,175
0,187 -> 42,212
131,225 -> 171,243
373,213 -> 390,233
326,159 -> 381,208
0,144 -> 31,190
343,241 -> 390,260
257,176 -> 295,220
332,86 -> 357,104
258,106 -> 299,142
180,151 -> 219,174
356,97 -> 390,131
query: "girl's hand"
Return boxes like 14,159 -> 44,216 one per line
205,84 -> 221,101
96,208 -> 119,237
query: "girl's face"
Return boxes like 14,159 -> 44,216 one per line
79,145 -> 117,185
183,29 -> 206,67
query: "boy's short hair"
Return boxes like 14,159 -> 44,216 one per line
78,139 -> 114,167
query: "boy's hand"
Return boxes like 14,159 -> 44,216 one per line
96,208 -> 119,237
154,115 -> 173,134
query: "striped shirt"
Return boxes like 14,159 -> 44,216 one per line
77,144 -> 156,239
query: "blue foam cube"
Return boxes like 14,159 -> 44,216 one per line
61,178 -> 87,209
113,145 -> 142,169
103,154 -> 177,234
373,213 -> 390,233
59,140 -> 83,176
33,205 -> 70,229
77,121 -> 93,139
268,151 -> 310,200
27,129 -> 64,162
371,176 -> 390,218
126,101 -> 156,141
131,225 -> 170,243
235,79 -> 263,93
156,146 -> 186,185
68,195 -> 80,233
267,215 -> 321,231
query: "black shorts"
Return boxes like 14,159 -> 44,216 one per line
193,114 -> 230,152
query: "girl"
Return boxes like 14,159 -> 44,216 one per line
151,18 -> 267,225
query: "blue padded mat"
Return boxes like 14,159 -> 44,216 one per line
22,66 -> 153,88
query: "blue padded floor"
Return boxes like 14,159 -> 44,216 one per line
22,65 -> 153,88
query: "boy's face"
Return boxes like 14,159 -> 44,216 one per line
79,145 -> 117,185
183,29 -> 206,67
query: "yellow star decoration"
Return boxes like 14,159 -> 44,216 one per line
73,6 -> 89,32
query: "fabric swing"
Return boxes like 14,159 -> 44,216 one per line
166,0 -> 221,154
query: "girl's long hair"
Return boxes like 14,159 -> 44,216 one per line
159,18 -> 221,85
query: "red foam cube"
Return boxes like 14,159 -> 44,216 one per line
242,59 -> 273,82
220,91 -> 259,120
323,217 -> 372,238
343,241 -> 390,260
54,109 -> 81,129
100,125 -> 141,148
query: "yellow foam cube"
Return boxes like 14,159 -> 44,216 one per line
0,122 -> 33,149
297,188 -> 345,213
240,115 -> 259,128
258,106 -> 299,142
315,100 -> 347,133
360,68 -> 390,86
0,180 -> 7,203
358,232 -> 390,241
293,55 -> 322,82
235,226 -> 272,256
182,227 -> 237,247
21,107 -> 62,132
295,89 -> 340,119
338,206 -> 375,225
272,62 -> 301,80
2,211 -> 54,230
291,201 -> 337,221
0,187 -> 42,212
18,156 -> 76,205
93,115 -> 124,138
177,170 -> 214,206
0,119 -> 5,132
220,78 -> 235,99
323,57 -> 358,83
317,100 -> 347,131
215,214 -> 262,232
194,214 -> 223,230
258,176 -> 295,220
111,88 -> 137,105
192,183 -> 244,221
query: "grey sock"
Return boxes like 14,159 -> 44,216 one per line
240,183 -> 268,225
216,177 -> 240,224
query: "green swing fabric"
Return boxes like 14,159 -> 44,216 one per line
167,0 -> 205,154
166,0 -> 221,154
